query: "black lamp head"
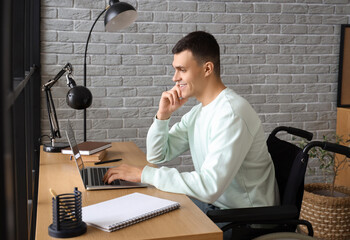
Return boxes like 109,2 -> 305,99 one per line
105,0 -> 137,32
66,86 -> 93,110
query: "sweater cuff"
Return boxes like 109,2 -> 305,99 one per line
141,165 -> 157,185
153,115 -> 170,130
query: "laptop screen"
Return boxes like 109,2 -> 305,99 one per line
65,120 -> 86,185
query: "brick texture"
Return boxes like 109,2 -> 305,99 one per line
40,0 -> 349,179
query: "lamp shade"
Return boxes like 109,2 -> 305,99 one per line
104,0 -> 137,32
66,86 -> 93,110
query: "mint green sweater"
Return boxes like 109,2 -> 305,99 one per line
141,88 -> 279,209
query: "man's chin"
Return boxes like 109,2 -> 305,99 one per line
180,93 -> 188,99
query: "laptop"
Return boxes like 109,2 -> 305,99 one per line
65,120 -> 148,190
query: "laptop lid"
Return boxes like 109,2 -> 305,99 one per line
65,120 -> 148,190
65,120 -> 88,187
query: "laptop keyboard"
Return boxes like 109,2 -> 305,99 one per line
90,167 -> 121,186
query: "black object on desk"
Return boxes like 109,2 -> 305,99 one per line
48,187 -> 87,238
42,63 -> 92,153
94,158 -> 122,165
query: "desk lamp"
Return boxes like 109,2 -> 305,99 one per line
83,0 -> 137,141
42,63 -> 92,152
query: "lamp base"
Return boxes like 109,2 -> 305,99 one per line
43,142 -> 70,152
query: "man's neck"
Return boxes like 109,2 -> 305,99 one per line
198,78 -> 226,106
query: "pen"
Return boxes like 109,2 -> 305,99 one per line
94,158 -> 122,165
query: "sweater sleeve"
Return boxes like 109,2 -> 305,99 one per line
146,114 -> 190,164
142,111 -> 255,204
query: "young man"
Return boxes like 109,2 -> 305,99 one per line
104,31 -> 279,211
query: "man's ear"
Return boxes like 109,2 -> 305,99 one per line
204,62 -> 214,77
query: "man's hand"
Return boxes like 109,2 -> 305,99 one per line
157,85 -> 188,120
103,164 -> 143,184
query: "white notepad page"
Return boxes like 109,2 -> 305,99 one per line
82,192 -> 180,232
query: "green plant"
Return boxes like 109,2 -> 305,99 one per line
295,134 -> 350,197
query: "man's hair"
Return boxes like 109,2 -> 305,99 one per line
172,31 -> 220,77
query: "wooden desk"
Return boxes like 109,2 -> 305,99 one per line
35,142 -> 222,240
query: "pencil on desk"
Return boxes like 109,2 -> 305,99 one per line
49,188 -> 58,199
49,188 -> 77,221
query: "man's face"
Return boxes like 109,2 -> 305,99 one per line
172,50 -> 206,100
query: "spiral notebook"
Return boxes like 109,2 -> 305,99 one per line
82,193 -> 180,232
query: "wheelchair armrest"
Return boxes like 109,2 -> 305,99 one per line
207,205 -> 298,223
304,141 -> 350,158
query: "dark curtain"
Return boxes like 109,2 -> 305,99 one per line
0,0 -> 41,239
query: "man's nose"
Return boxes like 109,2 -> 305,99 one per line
172,70 -> 180,82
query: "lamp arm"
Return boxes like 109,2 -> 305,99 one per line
42,62 -> 74,144
83,6 -> 108,142
84,7 -> 108,87
43,63 -> 73,90
44,88 -> 60,141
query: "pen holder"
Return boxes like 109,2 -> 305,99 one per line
48,187 -> 87,238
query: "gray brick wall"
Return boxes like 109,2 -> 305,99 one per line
40,0 -> 350,181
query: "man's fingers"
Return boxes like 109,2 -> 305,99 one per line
106,173 -> 120,184
103,168 -> 118,183
168,91 -> 176,105
171,84 -> 182,100
162,91 -> 173,105
171,91 -> 178,105
103,164 -> 143,183
157,86 -> 185,120
169,88 -> 182,105
163,90 -> 180,105
106,175 -> 116,184
174,85 -> 182,99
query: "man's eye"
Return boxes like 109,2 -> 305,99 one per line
181,69 -> 186,72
